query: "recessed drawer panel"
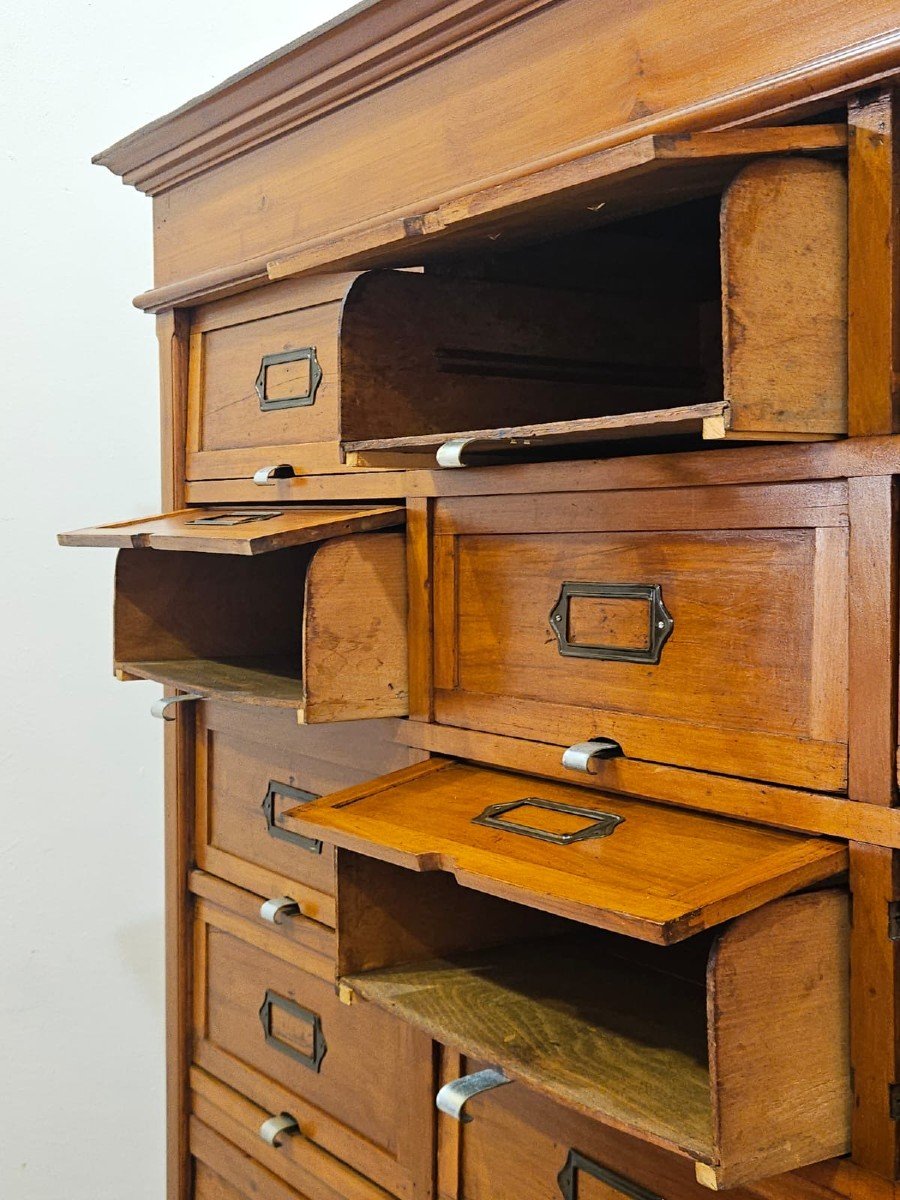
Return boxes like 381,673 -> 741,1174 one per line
187,275 -> 360,482
432,483 -> 849,791
192,890 -> 433,1200
194,703 -> 422,925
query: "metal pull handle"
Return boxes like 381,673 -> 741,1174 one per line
259,1113 -> 299,1148
473,795 -> 622,845
261,780 -> 323,854
259,896 -> 300,925
150,693 -> 203,721
562,738 -> 623,774
253,463 -> 296,485
558,1150 -> 663,1200
259,990 -> 327,1071
256,346 -> 322,412
436,1068 -> 511,1122
549,581 -> 673,664
436,437 -> 475,468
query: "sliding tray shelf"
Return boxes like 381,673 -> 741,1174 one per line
280,758 -> 847,943
59,505 -> 408,721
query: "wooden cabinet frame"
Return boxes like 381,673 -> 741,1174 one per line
93,17 -> 900,1199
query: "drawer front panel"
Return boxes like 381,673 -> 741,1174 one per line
187,276 -> 358,481
195,704 -> 419,925
192,1118 -> 309,1200
192,1071 -> 396,1200
193,900 -> 433,1199
433,485 -> 849,791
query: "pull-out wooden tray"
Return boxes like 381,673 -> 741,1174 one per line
280,759 -> 846,943
58,504 -> 401,553
59,505 -> 408,720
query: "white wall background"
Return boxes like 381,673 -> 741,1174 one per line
0,3 -> 347,1196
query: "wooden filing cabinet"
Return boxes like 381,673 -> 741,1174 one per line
61,3 -> 900,1200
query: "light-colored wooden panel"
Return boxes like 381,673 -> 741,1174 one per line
302,532 -> 409,722
721,158 -> 847,436
60,504 -> 403,553
701,890 -> 850,1188
282,758 -> 846,942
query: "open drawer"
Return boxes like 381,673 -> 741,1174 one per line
342,153 -> 846,467
279,760 -> 851,1187
58,505 -> 407,720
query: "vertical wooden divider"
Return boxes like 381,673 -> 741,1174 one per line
848,87 -> 900,1179
847,387 -> 900,1174
848,89 -> 900,437
406,497 -> 435,723
157,308 -> 194,1200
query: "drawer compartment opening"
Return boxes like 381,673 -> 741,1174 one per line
341,153 -> 846,466
75,530 -> 407,722
329,849 -> 850,1190
60,505 -> 407,720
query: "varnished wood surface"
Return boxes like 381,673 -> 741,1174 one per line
432,485 -> 849,791
283,758 -> 846,942
194,703 -> 421,925
191,1071 -> 397,1200
59,504 -> 403,553
396,721 -> 900,848
193,892 -> 435,1199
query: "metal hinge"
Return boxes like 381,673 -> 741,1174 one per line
889,901 -> 900,941
889,1084 -> 900,1120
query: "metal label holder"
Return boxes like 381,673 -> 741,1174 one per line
473,797 -> 623,845
558,1150 -> 664,1200
258,990 -> 327,1072
262,780 -> 323,854
549,581 -> 674,664
256,346 -> 323,411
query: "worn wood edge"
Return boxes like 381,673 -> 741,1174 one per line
268,126 -> 848,283
394,722 -> 900,848
344,402 -> 731,453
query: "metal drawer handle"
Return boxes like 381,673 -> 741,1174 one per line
262,780 -> 323,854
259,896 -> 300,925
562,738 -> 623,774
436,438 -> 475,468
549,581 -> 673,664
259,1113 -> 299,1148
150,693 -> 203,721
437,1068 -> 511,1122
253,463 -> 296,485
558,1150 -> 663,1200
256,346 -> 322,412
259,989 -> 327,1071
473,796 -> 623,845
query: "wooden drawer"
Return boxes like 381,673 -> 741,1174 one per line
431,483 -> 849,791
185,267 -> 715,482
61,506 -> 407,721
187,275 -> 360,483
191,1072 -> 397,1200
283,764 -> 850,1188
194,703 -> 422,926
192,881 -> 434,1200
341,157 -> 846,465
